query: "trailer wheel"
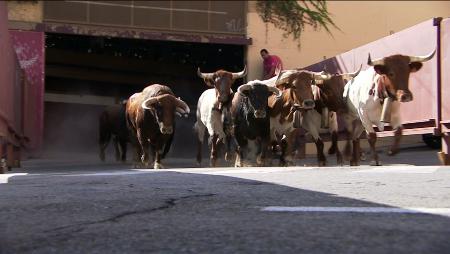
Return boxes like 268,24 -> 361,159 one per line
422,134 -> 441,149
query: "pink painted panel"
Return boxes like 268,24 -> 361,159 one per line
442,18 -> 450,122
305,19 -> 438,125
0,2 -> 24,146
9,30 -> 45,151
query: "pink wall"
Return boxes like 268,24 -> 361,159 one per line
9,30 -> 45,151
0,2 -> 24,146
305,18 -> 439,127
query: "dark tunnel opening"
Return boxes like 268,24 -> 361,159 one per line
43,32 -> 246,161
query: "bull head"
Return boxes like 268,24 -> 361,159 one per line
238,83 -> 281,119
367,49 -> 435,102
141,94 -> 190,135
197,66 -> 247,105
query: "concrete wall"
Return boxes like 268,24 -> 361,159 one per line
6,1 -> 42,23
246,1 -> 450,81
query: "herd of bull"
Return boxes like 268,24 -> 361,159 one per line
99,50 -> 435,169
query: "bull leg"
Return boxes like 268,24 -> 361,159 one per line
224,135 -> 235,163
113,136 -> 121,162
153,146 -> 163,169
350,139 -> 361,166
315,138 -> 327,166
210,134 -> 219,167
279,136 -> 288,166
367,132 -> 381,166
388,127 -> 403,156
119,138 -> 127,162
98,132 -> 111,162
329,131 -> 343,166
257,137 -> 269,166
195,121 -> 206,166
137,130 -> 150,167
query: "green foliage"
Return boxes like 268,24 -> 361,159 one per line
256,0 -> 339,46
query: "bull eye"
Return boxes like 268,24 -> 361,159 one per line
388,72 -> 395,78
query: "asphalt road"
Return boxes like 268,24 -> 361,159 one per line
1,144 -> 450,254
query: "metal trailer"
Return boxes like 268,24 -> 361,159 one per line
303,17 -> 450,165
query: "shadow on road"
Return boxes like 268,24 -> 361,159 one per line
1,168 -> 450,253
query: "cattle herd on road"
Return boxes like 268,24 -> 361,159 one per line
98,50 -> 435,169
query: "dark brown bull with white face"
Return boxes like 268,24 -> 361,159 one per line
267,70 -> 332,166
125,84 -> 190,168
301,66 -> 361,166
344,50 -> 435,166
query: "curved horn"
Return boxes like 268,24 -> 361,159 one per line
275,70 -> 296,85
341,64 -> 362,80
408,48 -> 436,63
237,84 -> 252,94
174,97 -> 190,116
313,71 -> 332,80
268,86 -> 282,97
141,97 -> 159,110
367,53 -> 384,66
232,65 -> 247,79
197,67 -> 214,80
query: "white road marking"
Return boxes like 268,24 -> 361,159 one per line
261,206 -> 450,217
0,173 -> 28,184
353,166 -> 440,174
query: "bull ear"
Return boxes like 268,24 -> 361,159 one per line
373,65 -> 388,75
409,62 -> 423,73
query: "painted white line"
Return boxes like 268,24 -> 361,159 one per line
261,206 -> 450,217
0,173 -> 28,184
353,166 -> 440,174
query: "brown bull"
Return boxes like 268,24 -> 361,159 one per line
268,70 -> 331,166
125,84 -> 190,169
98,101 -> 129,162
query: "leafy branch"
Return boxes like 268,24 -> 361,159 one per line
256,0 -> 339,47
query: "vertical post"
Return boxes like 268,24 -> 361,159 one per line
432,17 -> 449,165
0,143 -> 4,174
6,144 -> 14,170
433,17 -> 443,135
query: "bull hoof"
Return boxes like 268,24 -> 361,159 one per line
387,149 -> 398,156
99,152 -> 105,162
318,161 -> 326,167
225,152 -> 233,162
154,162 -> 164,169
328,146 -> 336,155
350,160 -> 360,166
370,160 -> 382,166
360,152 -> 367,161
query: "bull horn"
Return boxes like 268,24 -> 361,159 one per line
175,97 -> 190,116
197,67 -> 214,80
232,66 -> 247,79
313,71 -> 332,80
275,70 -> 295,85
341,64 -> 362,80
268,86 -> 282,98
408,48 -> 436,63
367,53 -> 384,66
237,84 -> 252,94
141,97 -> 159,110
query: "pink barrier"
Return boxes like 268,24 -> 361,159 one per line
9,30 -> 45,152
0,2 -> 24,147
304,18 -> 439,135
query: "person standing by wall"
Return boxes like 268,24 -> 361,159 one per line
260,49 -> 283,80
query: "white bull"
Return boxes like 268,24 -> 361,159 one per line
342,50 -> 435,166
195,88 -> 234,167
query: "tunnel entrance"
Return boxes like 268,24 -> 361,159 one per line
43,33 -> 245,159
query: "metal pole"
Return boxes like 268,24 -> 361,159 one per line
433,17 -> 443,136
